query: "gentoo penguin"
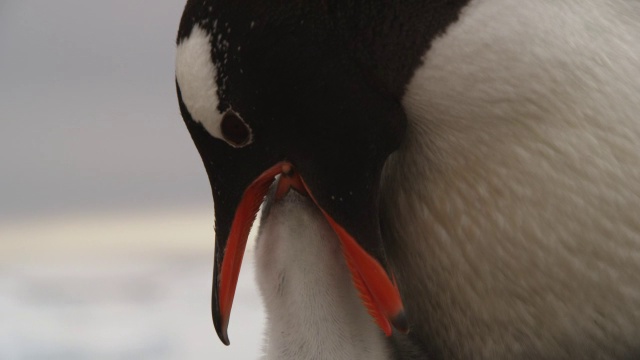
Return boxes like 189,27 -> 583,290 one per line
175,1 -> 640,359
255,184 -> 426,359
254,187 -> 394,359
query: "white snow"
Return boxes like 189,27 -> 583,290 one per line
0,209 -> 265,360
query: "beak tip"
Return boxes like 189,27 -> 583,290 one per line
391,310 -> 409,334
213,308 -> 231,345
215,323 -> 231,346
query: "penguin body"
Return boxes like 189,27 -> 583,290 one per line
256,190 -> 393,359
385,1 -> 640,358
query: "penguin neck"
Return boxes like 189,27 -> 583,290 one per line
255,192 -> 391,360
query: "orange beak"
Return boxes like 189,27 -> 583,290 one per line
212,161 -> 407,345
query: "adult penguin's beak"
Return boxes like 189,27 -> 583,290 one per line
206,156 -> 407,345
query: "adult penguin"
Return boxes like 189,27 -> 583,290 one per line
175,1 -> 640,359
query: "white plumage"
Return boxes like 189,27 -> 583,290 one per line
382,0 -> 640,357
255,190 -> 391,360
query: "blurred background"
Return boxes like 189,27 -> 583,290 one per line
0,1 -> 265,358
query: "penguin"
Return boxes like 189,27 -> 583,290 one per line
254,183 -> 427,359
175,1 -> 640,359
254,185 -> 392,359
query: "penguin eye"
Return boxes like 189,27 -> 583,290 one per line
220,110 -> 252,147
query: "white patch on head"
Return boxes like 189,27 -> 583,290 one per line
176,25 -> 225,140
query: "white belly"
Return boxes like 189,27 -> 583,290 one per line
387,0 -> 640,358
255,192 -> 391,360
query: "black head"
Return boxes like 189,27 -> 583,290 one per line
176,0 -> 469,345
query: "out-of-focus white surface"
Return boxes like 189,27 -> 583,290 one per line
0,210 -> 266,359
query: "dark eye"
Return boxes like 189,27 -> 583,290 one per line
220,110 -> 251,147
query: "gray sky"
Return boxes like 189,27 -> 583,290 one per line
0,0 -> 210,221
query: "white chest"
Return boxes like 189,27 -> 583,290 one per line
386,0 -> 640,358
255,192 -> 391,360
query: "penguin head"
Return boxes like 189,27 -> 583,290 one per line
176,1 -> 407,345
